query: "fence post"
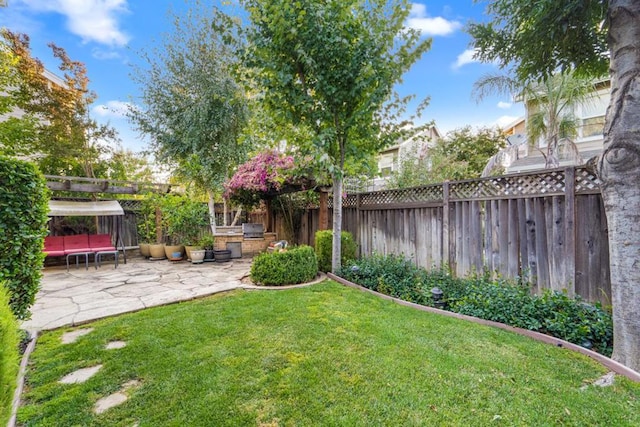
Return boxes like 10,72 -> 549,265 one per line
564,167 -> 577,296
442,181 -> 450,268
319,190 -> 329,230
356,193 -> 361,257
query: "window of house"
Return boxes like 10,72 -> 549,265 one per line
581,116 -> 605,138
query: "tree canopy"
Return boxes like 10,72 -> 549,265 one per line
0,30 -> 120,177
129,2 -> 250,194
241,0 -> 431,271
470,0 -> 640,371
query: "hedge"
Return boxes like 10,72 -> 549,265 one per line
315,230 -> 357,272
0,284 -> 19,427
339,253 -> 613,356
0,156 -> 50,319
251,245 -> 318,285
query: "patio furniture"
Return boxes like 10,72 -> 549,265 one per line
95,250 -> 119,269
66,251 -> 92,271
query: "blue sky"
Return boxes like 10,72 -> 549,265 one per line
0,0 -> 524,152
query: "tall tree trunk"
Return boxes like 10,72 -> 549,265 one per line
599,0 -> 640,371
331,172 -> 343,273
207,190 -> 216,235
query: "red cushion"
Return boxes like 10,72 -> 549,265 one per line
63,234 -> 92,254
44,236 -> 65,251
91,246 -> 117,252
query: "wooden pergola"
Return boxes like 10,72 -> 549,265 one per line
45,175 -> 171,195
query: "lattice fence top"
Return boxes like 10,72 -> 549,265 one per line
575,167 -> 602,193
451,169 -> 568,199
333,166 -> 601,208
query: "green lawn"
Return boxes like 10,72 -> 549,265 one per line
19,281 -> 640,426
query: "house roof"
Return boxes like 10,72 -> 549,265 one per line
508,148 -> 602,172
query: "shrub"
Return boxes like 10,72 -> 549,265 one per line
0,284 -> 19,427
338,253 -> 614,356
0,156 -> 49,319
315,230 -> 357,272
338,253 -> 430,305
251,245 -> 318,285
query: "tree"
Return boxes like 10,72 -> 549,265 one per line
387,126 -> 505,188
473,72 -> 601,168
0,30 -> 118,177
128,2 -> 250,233
242,0 -> 431,272
469,0 -> 640,371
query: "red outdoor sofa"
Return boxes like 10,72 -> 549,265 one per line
43,233 -> 125,270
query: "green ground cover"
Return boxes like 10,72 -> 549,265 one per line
19,281 -> 640,426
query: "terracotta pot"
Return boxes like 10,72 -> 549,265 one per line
164,244 -> 184,261
139,243 -> 150,258
149,244 -> 166,259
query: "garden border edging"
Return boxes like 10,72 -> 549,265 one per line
327,273 -> 640,383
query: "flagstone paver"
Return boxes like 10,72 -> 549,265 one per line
59,365 -> 103,384
61,328 -> 94,344
105,341 -> 127,350
94,379 -> 140,414
23,257 -> 252,331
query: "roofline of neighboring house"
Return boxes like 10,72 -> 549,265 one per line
501,116 -> 525,131
379,124 -> 441,154
42,68 -> 66,87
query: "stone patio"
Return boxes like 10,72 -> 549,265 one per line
22,256 -> 253,331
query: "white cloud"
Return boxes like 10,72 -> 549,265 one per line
92,100 -> 133,118
92,48 -> 121,60
494,115 -> 520,128
452,48 -> 479,69
406,3 -> 461,36
497,101 -> 512,109
18,0 -> 130,46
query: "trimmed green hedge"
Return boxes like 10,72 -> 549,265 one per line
315,230 -> 357,272
251,245 -> 318,285
0,156 -> 49,320
0,284 -> 19,427
339,254 -> 613,356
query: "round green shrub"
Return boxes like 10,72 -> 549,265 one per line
0,284 -> 19,427
315,230 -> 357,272
251,245 -> 318,285
0,156 -> 50,320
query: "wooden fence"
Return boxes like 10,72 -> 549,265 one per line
292,167 -> 611,305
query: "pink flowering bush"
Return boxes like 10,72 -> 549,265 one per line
225,150 -> 297,208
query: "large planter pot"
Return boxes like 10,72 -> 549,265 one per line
213,249 -> 232,263
190,249 -> 206,264
149,243 -> 166,260
139,243 -> 151,258
184,245 -> 203,261
165,244 -> 184,261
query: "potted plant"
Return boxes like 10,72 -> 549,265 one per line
199,234 -> 215,262
190,248 -> 206,264
136,195 -> 159,258
162,194 -> 208,260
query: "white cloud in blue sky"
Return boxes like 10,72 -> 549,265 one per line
406,3 -> 461,36
17,0 -> 130,46
497,101 -> 512,109
452,48 -> 480,69
92,100 -> 133,119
